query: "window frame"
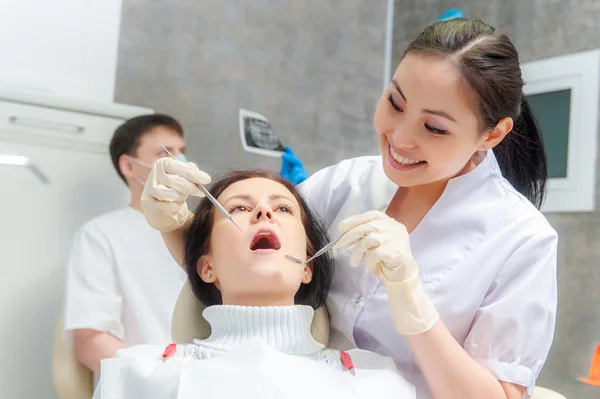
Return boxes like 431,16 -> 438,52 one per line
523,50 -> 600,213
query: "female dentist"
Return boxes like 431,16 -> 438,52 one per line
141,18 -> 557,399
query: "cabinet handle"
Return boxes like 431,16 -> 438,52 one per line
0,154 -> 50,184
8,116 -> 85,134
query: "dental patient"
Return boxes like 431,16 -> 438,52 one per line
93,170 -> 415,399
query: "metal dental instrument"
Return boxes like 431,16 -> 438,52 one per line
159,143 -> 244,233
286,203 -> 389,265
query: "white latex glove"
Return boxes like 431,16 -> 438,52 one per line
141,157 -> 211,232
335,211 -> 439,335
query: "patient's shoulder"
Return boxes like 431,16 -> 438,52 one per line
315,348 -> 397,373
114,344 -> 163,358
346,349 -> 398,371
315,348 -> 344,370
114,343 -> 200,360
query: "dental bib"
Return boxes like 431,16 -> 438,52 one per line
94,306 -> 415,399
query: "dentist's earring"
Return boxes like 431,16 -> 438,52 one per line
207,273 -> 212,279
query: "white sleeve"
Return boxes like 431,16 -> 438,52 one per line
63,223 -> 124,342
298,165 -> 335,228
298,159 -> 361,230
463,220 -> 558,397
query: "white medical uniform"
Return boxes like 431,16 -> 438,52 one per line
92,305 -> 416,399
299,151 -> 557,398
63,207 -> 187,347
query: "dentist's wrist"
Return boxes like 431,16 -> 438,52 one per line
183,211 -> 195,231
379,270 -> 439,335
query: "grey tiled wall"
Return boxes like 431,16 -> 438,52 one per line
115,0 -> 386,177
393,1 -> 600,398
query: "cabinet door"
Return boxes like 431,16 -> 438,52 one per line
0,141 -> 129,399
0,0 -> 122,101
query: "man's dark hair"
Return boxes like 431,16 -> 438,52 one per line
109,114 -> 183,183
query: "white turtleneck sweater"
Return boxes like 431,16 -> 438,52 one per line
93,305 -> 415,399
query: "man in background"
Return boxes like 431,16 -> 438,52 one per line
63,114 -> 188,373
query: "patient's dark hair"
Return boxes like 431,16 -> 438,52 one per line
184,170 -> 332,309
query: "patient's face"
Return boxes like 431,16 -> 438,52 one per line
199,178 -> 312,306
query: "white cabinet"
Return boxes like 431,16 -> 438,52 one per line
0,92 -> 151,399
0,100 -> 123,152
0,0 -> 123,101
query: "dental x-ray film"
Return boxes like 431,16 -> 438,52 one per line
239,108 -> 285,158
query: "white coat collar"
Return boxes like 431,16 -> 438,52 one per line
372,150 -> 513,283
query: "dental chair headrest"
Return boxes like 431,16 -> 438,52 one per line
171,280 -> 330,345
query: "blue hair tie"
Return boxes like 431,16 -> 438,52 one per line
438,8 -> 465,21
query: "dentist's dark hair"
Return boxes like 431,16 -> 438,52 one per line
403,18 -> 547,208
184,169 -> 333,309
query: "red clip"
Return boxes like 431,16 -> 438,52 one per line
340,350 -> 355,376
161,343 -> 176,361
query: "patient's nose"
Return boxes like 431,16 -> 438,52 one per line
254,204 -> 273,222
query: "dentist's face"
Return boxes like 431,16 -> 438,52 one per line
374,54 -> 486,188
199,178 -> 312,306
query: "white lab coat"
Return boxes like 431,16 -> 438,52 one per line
93,339 -> 416,399
63,207 -> 187,347
299,151 -> 557,398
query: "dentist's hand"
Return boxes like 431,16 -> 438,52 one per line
141,157 -> 211,232
281,146 -> 309,185
335,211 -> 439,335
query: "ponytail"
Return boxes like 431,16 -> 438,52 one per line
493,97 -> 548,209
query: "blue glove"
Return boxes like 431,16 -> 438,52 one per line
281,146 -> 309,185
438,8 -> 464,21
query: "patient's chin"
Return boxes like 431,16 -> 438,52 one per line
247,262 -> 292,280
239,266 -> 302,292
246,256 -> 289,271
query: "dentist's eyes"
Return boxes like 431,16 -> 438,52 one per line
424,123 -> 448,135
387,94 -> 403,112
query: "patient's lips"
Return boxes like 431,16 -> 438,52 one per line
250,228 -> 282,251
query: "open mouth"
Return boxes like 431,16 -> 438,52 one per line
249,229 -> 281,251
